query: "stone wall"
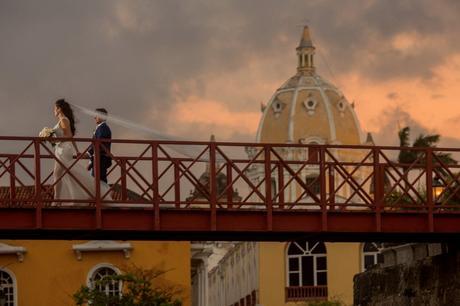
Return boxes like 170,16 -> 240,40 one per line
354,244 -> 460,306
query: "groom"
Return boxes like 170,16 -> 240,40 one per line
87,108 -> 112,183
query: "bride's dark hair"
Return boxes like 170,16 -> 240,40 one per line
55,99 -> 76,136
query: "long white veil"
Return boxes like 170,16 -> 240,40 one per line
70,103 -> 223,161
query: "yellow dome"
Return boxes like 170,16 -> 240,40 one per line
256,26 -> 363,145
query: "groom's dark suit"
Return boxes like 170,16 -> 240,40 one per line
88,121 -> 112,183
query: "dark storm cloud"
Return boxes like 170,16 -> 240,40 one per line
0,0 -> 293,137
308,0 -> 460,80
1,0 -> 460,139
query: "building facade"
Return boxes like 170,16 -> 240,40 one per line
0,240 -> 191,305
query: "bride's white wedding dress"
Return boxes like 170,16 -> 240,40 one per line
52,118 -> 111,206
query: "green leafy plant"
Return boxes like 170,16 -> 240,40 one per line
303,299 -> 346,306
73,265 -> 182,306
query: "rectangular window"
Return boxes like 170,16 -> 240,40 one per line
289,257 -> 299,271
377,253 -> 384,264
306,176 -> 320,195
289,273 -> 300,286
301,256 -> 314,286
364,255 -> 375,269
316,256 -> 327,270
317,271 -> 327,286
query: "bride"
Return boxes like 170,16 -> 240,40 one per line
52,99 -> 111,205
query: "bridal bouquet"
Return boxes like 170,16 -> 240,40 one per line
39,127 -> 56,146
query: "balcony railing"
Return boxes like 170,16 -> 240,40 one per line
285,285 -> 328,301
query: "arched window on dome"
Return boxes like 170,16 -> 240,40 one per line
87,264 -> 122,298
286,240 -> 328,302
362,242 -> 384,271
0,269 -> 16,306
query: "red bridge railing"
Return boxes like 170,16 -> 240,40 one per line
1,136 -> 460,240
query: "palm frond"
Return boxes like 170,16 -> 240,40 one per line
413,134 -> 440,148
398,127 -> 411,147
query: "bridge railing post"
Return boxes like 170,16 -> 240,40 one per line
151,143 -> 160,230
319,147 -> 327,231
426,147 -> 434,232
226,162 -> 233,209
373,147 -> 382,232
210,141 -> 217,231
264,145 -> 273,231
120,158 -> 128,201
173,159 -> 181,208
328,164 -> 335,211
33,139 -> 42,228
94,139 -> 102,229
8,156 -> 16,206
278,162 -> 284,209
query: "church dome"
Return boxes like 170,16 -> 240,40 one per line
256,26 -> 363,145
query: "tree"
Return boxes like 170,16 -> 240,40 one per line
398,126 -> 456,169
394,126 -> 457,204
73,265 -> 183,306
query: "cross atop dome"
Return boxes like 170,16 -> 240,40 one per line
296,26 -> 315,74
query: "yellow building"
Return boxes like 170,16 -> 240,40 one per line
207,26 -> 382,306
0,240 -> 191,306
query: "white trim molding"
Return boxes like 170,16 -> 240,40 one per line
287,88 -> 300,142
299,136 -> 325,145
0,243 -> 26,262
314,81 -> 337,142
72,241 -> 133,261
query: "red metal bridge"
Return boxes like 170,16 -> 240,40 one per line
1,136 -> 460,241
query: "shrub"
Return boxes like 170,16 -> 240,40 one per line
73,265 -> 182,306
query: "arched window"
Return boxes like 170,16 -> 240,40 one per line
0,269 -> 16,306
88,264 -> 122,297
287,241 -> 327,287
362,242 -> 383,271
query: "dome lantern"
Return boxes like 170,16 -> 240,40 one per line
296,26 -> 315,74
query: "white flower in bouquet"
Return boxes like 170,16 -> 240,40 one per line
39,127 -> 55,138
39,127 -> 56,146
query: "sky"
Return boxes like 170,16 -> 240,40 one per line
1,0 -> 460,147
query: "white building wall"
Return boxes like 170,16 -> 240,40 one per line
208,242 -> 259,306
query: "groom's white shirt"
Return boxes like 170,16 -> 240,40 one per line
94,121 -> 106,134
